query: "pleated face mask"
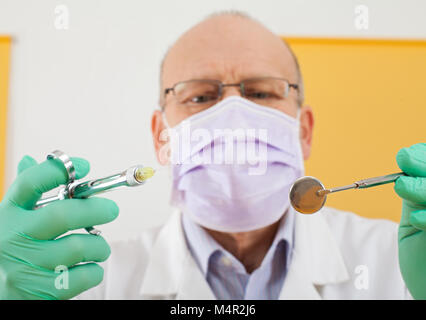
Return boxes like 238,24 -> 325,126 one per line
162,96 -> 304,232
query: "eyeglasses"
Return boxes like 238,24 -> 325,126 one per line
162,77 -> 299,112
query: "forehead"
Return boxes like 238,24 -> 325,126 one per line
162,16 -> 298,87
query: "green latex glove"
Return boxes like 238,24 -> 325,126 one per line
0,155 -> 119,299
394,143 -> 426,300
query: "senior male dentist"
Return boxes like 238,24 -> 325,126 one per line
0,12 -> 425,300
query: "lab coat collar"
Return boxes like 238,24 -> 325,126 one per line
278,208 -> 350,299
139,210 -> 216,299
139,207 -> 349,300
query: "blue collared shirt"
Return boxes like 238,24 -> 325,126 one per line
181,209 -> 295,300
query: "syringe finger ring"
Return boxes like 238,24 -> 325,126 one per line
47,150 -> 76,183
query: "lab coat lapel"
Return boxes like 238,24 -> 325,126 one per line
139,210 -> 215,300
279,209 -> 350,299
174,254 -> 216,300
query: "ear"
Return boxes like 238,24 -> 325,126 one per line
151,110 -> 170,165
299,105 -> 314,160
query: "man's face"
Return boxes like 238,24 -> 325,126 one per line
152,15 -> 314,164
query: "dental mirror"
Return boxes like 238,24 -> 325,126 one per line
289,172 -> 406,214
289,176 -> 327,214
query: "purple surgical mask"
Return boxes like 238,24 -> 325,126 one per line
162,96 -> 304,232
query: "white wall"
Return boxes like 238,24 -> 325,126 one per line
0,0 -> 425,241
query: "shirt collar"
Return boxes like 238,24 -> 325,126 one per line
181,207 -> 295,276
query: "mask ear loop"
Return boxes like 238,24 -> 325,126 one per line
295,106 -> 306,176
157,107 -> 174,170
296,107 -> 302,122
160,108 -> 171,129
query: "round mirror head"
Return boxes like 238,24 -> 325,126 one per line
289,176 -> 327,214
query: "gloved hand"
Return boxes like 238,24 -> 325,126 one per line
394,143 -> 426,300
0,155 -> 119,299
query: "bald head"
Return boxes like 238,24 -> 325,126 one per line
160,11 -> 304,107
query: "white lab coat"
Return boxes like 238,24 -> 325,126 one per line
78,207 -> 411,300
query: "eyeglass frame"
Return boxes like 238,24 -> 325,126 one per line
161,77 -> 299,109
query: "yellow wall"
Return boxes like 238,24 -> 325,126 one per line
0,37 -> 11,200
286,37 -> 426,223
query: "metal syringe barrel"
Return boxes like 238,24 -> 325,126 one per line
34,165 -> 154,235
68,165 -> 143,199
35,165 -> 152,208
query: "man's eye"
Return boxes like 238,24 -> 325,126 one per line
246,91 -> 272,99
190,95 -> 216,104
